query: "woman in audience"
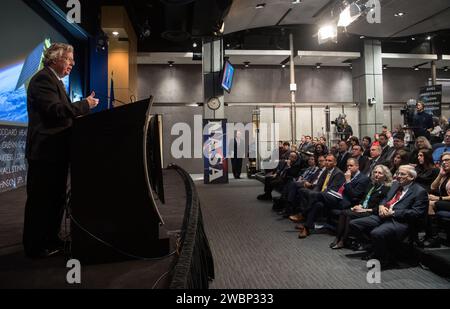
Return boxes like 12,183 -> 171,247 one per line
313,143 -> 327,159
390,149 -> 410,175
410,136 -> 432,165
415,149 -> 439,192
329,164 -> 392,249
362,136 -> 372,157
424,152 -> 450,247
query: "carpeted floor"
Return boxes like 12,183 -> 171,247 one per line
197,178 -> 450,289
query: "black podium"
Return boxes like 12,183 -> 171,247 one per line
70,98 -> 169,264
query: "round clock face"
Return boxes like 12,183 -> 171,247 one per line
207,97 -> 221,110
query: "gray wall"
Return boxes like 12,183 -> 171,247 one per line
139,64 -> 450,173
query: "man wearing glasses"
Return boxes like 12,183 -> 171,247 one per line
24,43 -> 99,258
350,165 -> 428,269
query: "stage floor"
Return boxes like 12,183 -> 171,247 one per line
0,169 -> 185,289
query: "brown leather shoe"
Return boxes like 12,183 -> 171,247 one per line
298,225 -> 309,238
289,214 -> 305,223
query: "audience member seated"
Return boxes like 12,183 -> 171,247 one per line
366,144 -> 382,177
336,140 -> 350,172
424,152 -> 450,247
330,165 -> 392,249
415,149 -> 439,192
351,144 -> 369,175
432,129 -> 450,164
282,156 -> 327,217
385,132 -> 410,164
410,136 -> 432,165
295,155 -> 346,238
257,151 -> 301,200
377,133 -> 392,165
362,136 -> 372,157
390,149 -> 410,176
313,143 -> 328,160
349,165 -> 428,270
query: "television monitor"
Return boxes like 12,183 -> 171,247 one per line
221,60 -> 235,93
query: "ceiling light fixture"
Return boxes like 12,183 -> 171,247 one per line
316,63 -> 321,69
444,66 -> 449,72
256,3 -> 266,9
383,64 -> 388,70
414,66 -> 419,71
426,36 -> 432,40
338,2 -> 362,27
360,35 -> 365,39
193,42 -> 198,48
292,0 -> 302,4
244,61 -> 250,68
112,31 -> 119,36
394,12 -> 405,17
318,24 -> 337,44
411,37 -> 416,41
168,61 -> 174,67
282,64 -> 286,68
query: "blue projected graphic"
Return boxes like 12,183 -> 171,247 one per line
221,61 -> 235,93
0,40 -> 69,123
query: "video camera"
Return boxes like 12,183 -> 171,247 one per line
331,114 -> 347,132
400,99 -> 417,127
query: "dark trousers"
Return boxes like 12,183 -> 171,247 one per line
304,192 -> 340,229
264,175 -> 284,194
231,158 -> 243,178
287,185 -> 311,215
335,209 -> 371,242
23,160 -> 69,256
349,215 -> 409,261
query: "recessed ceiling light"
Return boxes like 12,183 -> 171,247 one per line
383,65 -> 388,70
192,42 -> 197,48
426,36 -> 432,40
112,31 -> 119,36
244,61 -> 250,68
316,63 -> 321,69
394,12 -> 405,17
168,61 -> 174,67
414,66 -> 419,71
292,0 -> 302,4
360,35 -> 365,39
411,37 -> 416,41
256,3 -> 266,9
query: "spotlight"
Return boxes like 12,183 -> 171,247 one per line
338,2 -> 362,27
316,63 -> 321,69
244,61 -> 250,68
112,31 -> 119,36
383,64 -> 388,70
282,64 -> 286,68
444,66 -> 449,72
292,0 -> 301,4
426,36 -> 432,40
411,37 -> 416,41
168,61 -> 174,67
360,35 -> 365,39
318,24 -> 337,44
193,42 -> 198,48
414,66 -> 419,71
256,3 -> 266,9
394,12 -> 405,17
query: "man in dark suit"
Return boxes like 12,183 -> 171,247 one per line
350,144 -> 369,175
349,165 -> 428,269
229,130 -> 244,179
296,154 -> 346,237
23,43 -> 99,258
336,140 -> 350,172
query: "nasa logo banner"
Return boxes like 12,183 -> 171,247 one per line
0,124 -> 27,193
203,119 -> 228,184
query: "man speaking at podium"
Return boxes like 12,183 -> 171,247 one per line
23,43 -> 99,258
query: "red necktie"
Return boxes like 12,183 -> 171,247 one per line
385,187 -> 403,209
338,183 -> 345,195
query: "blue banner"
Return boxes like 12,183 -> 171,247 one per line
203,119 -> 228,184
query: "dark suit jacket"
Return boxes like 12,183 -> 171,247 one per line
357,155 -> 370,175
341,172 -> 371,208
26,67 -> 90,162
316,167 -> 345,193
336,152 -> 350,172
360,183 -> 390,214
380,182 -> 429,221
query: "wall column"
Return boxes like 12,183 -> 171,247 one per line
202,38 -> 224,119
353,40 -> 384,138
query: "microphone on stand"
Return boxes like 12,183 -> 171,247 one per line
94,93 -> 128,109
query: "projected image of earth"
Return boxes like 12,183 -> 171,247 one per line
0,63 -> 28,123
0,62 -> 69,124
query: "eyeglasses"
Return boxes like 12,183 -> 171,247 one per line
441,158 -> 450,162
